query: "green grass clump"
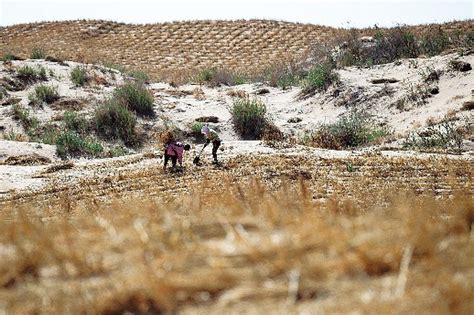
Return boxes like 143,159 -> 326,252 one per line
70,66 -> 88,86
190,121 -> 204,135
299,63 -> 338,98
17,65 -> 47,82
94,99 -> 138,145
230,98 -> 268,140
107,145 -> 129,157
11,104 -> 39,130
306,110 -> 389,149
1,53 -> 22,62
30,47 -> 46,59
404,119 -> 464,152
56,131 -> 103,158
128,70 -> 150,83
28,84 -> 59,106
113,82 -> 154,117
63,111 -> 88,134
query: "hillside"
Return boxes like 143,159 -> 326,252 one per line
1,19 -> 473,80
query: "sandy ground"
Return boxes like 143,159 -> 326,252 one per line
0,53 -> 473,195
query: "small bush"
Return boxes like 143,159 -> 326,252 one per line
32,123 -> 61,145
11,104 -> 38,131
190,121 -> 204,135
194,68 -> 216,85
63,111 -> 88,134
107,145 -> 129,157
192,68 -> 245,87
30,47 -> 46,59
56,131 -> 103,158
1,53 -> 21,62
94,100 -> 138,145
113,82 -> 154,117
298,63 -> 338,98
306,111 -> 388,149
128,70 -> 150,83
17,65 -> 47,82
404,119 -> 464,151
70,66 -> 88,86
29,84 -> 59,106
230,98 -> 268,139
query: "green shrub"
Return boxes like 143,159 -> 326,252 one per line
230,98 -> 268,139
33,123 -> 61,144
17,65 -> 47,82
29,84 -> 59,106
70,66 -> 88,86
113,82 -> 154,117
299,63 -> 338,98
107,145 -> 129,157
404,120 -> 464,152
11,104 -> 39,131
56,130 -> 103,158
128,70 -> 150,83
63,111 -> 88,134
1,53 -> 21,62
194,68 -> 216,84
94,99 -> 138,145
306,111 -> 389,149
190,121 -> 204,135
30,47 -> 46,59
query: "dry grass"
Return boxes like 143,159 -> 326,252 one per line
0,154 -> 472,313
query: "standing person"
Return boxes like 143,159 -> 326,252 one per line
163,141 -> 191,170
201,125 -> 221,164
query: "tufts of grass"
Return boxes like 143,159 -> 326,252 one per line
404,119 -> 464,152
56,130 -> 103,158
113,82 -> 154,117
70,66 -> 88,86
305,110 -> 389,149
1,53 -> 22,62
28,84 -> 59,106
11,104 -> 39,131
230,97 -> 269,140
128,70 -> 150,84
298,63 -> 338,99
30,47 -> 46,59
94,99 -> 138,146
193,68 -> 247,87
17,65 -> 47,82
107,145 -> 129,157
63,111 -> 88,134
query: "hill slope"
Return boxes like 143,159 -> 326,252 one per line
1,20 -> 473,79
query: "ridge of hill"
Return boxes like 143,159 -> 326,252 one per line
1,19 -> 473,80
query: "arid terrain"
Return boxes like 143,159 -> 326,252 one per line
0,19 -> 473,314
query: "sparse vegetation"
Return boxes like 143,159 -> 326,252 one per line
298,63 -> 339,98
11,104 -> 38,130
28,84 -> 59,106
94,99 -> 138,145
230,97 -> 269,139
404,119 -> 465,151
30,47 -> 46,59
128,69 -> 150,83
107,145 -> 129,157
305,110 -> 389,149
113,82 -> 154,117
56,130 -> 103,158
1,53 -> 21,62
17,65 -> 47,82
70,66 -> 88,86
63,111 -> 88,134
